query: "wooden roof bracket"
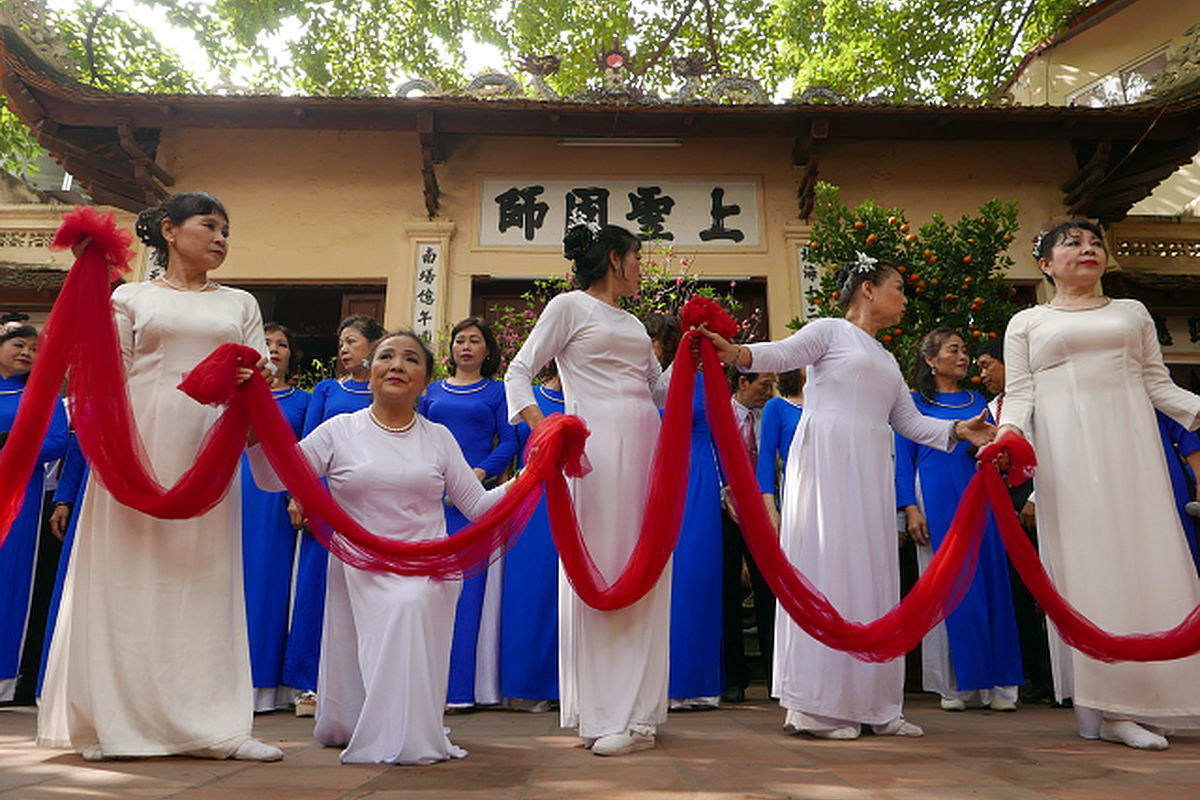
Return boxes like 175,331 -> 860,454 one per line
417,111 -> 442,218
116,118 -> 173,204
796,118 -> 828,220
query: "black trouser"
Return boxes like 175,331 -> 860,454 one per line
721,509 -> 776,693
12,493 -> 63,704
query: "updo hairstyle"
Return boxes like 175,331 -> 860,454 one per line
338,314 -> 387,344
0,311 -> 36,345
563,224 -> 640,289
1032,219 -> 1105,286
833,258 -> 901,312
135,192 -> 229,271
913,327 -> 965,402
448,316 -> 501,378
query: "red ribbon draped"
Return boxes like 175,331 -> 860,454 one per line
6,208 -> 1200,664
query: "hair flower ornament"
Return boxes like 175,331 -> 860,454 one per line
1031,231 -> 1047,260
854,251 -> 878,274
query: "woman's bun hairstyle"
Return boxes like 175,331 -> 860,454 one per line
834,257 -> 900,313
562,224 -> 640,289
135,191 -> 229,271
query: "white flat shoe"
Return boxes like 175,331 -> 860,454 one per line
809,725 -> 860,740
940,697 -> 966,712
592,727 -> 655,756
1099,720 -> 1168,751
989,696 -> 1017,712
232,738 -> 284,762
874,718 -> 925,737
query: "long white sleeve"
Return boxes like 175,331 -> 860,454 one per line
1132,300 -> 1200,430
744,318 -> 838,373
998,311 -> 1033,436
247,417 -> 335,492
505,292 -> 580,424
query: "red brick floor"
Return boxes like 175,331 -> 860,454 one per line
3,689 -> 1199,799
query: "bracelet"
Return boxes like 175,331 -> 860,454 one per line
950,420 -> 963,442
736,345 -> 747,367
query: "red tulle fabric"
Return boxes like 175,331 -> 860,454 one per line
7,212 -> 1200,662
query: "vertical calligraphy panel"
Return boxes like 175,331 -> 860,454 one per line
412,241 -> 442,341
797,243 -> 824,321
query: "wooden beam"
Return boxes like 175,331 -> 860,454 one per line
115,119 -> 174,187
1062,140 -> 1111,194
417,111 -> 441,218
792,117 -> 828,166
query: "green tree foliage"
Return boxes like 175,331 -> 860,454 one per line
772,0 -> 1088,103
795,183 -> 1023,379
1,0 -> 200,177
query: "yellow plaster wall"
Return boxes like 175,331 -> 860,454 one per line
154,128 -> 1071,338
1009,0 -> 1195,105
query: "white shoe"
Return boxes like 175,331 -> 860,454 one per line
809,725 -> 860,740
940,697 -> 966,712
81,745 -> 106,762
989,696 -> 1017,712
1099,720 -> 1168,751
592,726 -> 655,756
232,738 -> 284,762
874,718 -> 925,737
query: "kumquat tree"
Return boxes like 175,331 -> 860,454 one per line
795,182 -> 1023,381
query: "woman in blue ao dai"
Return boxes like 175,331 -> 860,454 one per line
895,328 -> 1023,711
419,317 -> 518,708
757,368 -> 804,531
644,313 -> 724,709
241,323 -> 310,712
500,364 -> 563,707
286,315 -> 385,714
0,318 -> 68,703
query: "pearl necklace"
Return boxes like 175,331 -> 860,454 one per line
272,387 -> 296,399
338,377 -> 371,394
368,406 -> 417,434
1046,297 -> 1112,312
0,386 -> 23,396
158,275 -> 218,292
537,385 -> 563,402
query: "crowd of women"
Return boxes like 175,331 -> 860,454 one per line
2,191 -> 1199,766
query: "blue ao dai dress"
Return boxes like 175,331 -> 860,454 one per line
419,378 -> 518,705
501,383 -> 564,702
505,290 -> 672,740
668,381 -> 724,704
745,318 -> 957,730
284,377 -> 372,693
756,396 -> 803,497
248,410 -> 506,763
895,390 -> 1023,701
0,373 -> 68,702
241,386 -> 310,711
1155,410 -> 1200,574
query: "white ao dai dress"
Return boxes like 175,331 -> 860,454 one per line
1000,299 -> 1200,724
746,318 -> 956,729
38,282 -> 265,757
249,409 -> 505,764
505,290 -> 671,740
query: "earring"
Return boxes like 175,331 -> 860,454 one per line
361,358 -> 369,368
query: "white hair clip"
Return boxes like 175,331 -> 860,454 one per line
1031,232 -> 1047,259
854,251 -> 878,274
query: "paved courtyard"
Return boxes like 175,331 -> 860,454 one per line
2,689 -> 1199,799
